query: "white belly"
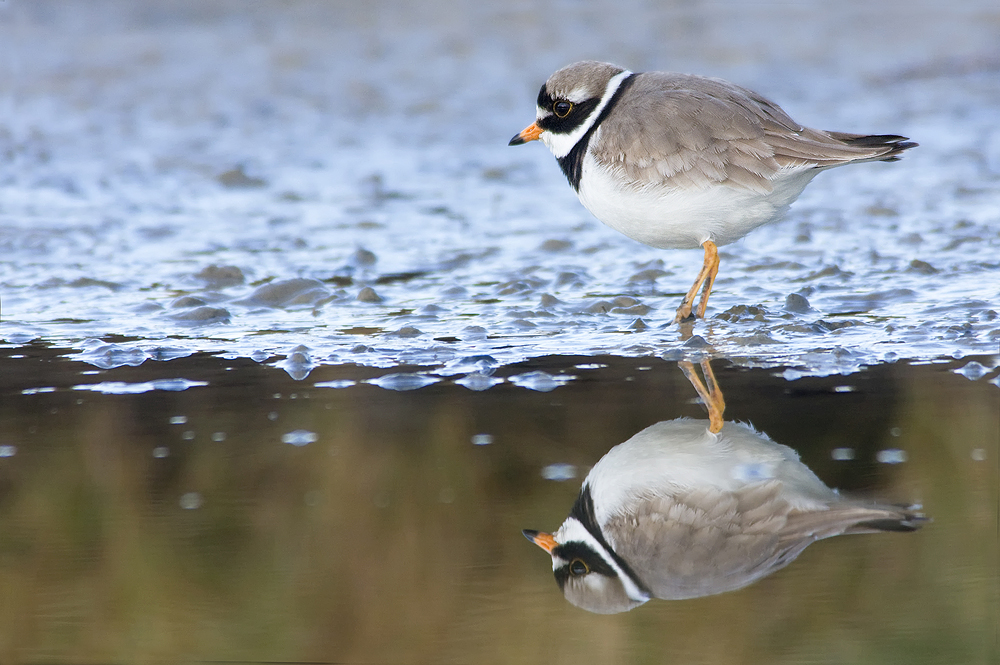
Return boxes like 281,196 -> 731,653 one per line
585,419 -> 836,530
576,153 -> 819,249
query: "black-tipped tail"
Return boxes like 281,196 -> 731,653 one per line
855,516 -> 929,532
852,503 -> 930,533
832,132 -> 918,162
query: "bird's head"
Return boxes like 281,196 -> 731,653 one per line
523,516 -> 649,614
509,61 -> 631,159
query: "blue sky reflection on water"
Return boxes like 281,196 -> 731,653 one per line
0,0 -> 998,376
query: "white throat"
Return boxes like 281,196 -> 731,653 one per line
554,515 -> 650,603
539,70 -> 633,159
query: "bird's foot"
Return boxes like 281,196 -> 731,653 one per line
678,359 -> 726,433
673,302 -> 696,323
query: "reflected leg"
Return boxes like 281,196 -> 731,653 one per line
679,359 -> 726,433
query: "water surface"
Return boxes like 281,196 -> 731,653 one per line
1,348 -> 997,663
1,1 -> 998,663
1,0 -> 998,373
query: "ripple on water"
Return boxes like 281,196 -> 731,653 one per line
508,371 -> 575,392
282,430 -> 319,446
1,1 -> 998,376
366,373 -> 441,391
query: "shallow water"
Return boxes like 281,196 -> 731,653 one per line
1,0 -> 999,663
2,0 -> 999,373
1,348 -> 998,663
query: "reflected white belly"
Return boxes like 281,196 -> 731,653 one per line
576,153 -> 819,249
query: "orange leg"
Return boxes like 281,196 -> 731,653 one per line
674,240 -> 720,323
678,359 -> 726,434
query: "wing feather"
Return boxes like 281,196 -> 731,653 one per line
606,481 -> 793,598
605,479 -> 924,600
591,71 -> 913,193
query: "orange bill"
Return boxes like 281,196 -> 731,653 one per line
509,122 -> 543,146
522,529 -> 557,553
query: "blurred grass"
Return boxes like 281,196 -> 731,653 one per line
0,348 -> 996,664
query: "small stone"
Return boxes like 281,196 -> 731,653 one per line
357,286 -> 383,303
241,278 -> 330,308
584,300 -> 613,314
612,304 -> 651,316
194,265 -> 245,288
539,293 -> 564,308
907,259 -> 939,275
390,326 -> 422,338
539,239 -> 573,252
171,296 -> 208,308
628,268 -> 669,283
683,335 -> 710,349
217,166 -> 267,189
169,306 -> 231,323
351,248 -> 377,267
784,293 -> 813,313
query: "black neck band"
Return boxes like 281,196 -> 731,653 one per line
557,73 -> 637,192
568,483 -> 652,596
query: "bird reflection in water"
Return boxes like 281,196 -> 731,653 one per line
523,361 -> 927,614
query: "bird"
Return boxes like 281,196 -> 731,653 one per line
523,418 -> 927,614
509,61 -> 917,322
522,360 -> 926,613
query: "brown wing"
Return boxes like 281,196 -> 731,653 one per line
606,481 -> 925,600
606,481 -> 802,599
592,72 -> 915,193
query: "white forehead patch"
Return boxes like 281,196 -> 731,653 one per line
564,86 -> 592,104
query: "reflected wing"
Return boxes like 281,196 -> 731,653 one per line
779,501 -> 927,542
607,481 -> 925,600
606,481 -> 800,599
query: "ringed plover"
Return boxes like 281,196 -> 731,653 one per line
509,61 -> 917,322
522,360 -> 927,613
524,418 -> 927,614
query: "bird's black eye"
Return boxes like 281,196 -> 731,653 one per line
553,100 -> 573,118
569,559 -> 589,576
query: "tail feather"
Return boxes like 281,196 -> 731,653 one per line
847,503 -> 930,533
826,131 -> 919,162
852,516 -> 927,532
783,502 -> 929,542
